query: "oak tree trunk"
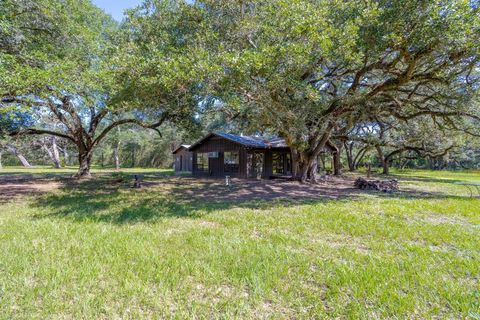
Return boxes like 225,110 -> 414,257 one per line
75,148 -> 93,178
42,137 -> 61,168
333,151 -> 341,176
354,148 -> 368,170
294,154 -> 319,183
51,137 -> 61,168
291,138 -> 337,182
375,145 -> 390,175
334,142 -> 343,174
131,146 -> 135,168
319,153 -> 326,172
345,142 -> 355,172
383,161 -> 390,175
62,147 -> 70,166
307,159 -> 319,183
114,141 -> 121,170
6,144 -> 31,167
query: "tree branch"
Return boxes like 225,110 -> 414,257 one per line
92,115 -> 168,147
10,128 -> 76,143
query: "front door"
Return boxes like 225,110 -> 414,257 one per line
208,153 -> 222,176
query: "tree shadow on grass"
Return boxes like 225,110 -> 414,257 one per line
33,192 -> 203,223
27,173 -> 478,225
0,174 -> 66,204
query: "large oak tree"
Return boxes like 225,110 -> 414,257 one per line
186,0 -> 480,182
1,0 -> 202,177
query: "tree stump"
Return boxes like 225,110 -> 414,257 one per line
133,174 -> 143,188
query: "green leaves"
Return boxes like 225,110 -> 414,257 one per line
2,0 -> 479,170
0,0 -> 116,99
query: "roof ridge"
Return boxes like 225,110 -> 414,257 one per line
188,131 -> 290,150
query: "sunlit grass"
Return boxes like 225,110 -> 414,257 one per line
392,168 -> 480,182
0,167 -> 479,318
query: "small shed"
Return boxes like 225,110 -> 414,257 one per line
172,145 -> 192,172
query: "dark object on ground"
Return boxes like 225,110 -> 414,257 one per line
133,175 -> 143,188
354,177 -> 398,192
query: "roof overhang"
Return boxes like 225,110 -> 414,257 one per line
186,132 -> 338,153
188,132 -> 268,151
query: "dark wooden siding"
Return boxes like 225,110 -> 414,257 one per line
190,136 -> 294,179
192,137 -> 248,178
173,148 -> 192,172
264,150 -> 273,178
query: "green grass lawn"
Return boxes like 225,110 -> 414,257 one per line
0,167 -> 479,319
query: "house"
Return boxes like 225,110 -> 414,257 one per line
172,145 -> 192,172
174,132 -> 337,179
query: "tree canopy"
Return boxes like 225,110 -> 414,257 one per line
1,0 -> 480,178
163,0 -> 480,181
0,0 -> 117,97
1,0 -> 203,177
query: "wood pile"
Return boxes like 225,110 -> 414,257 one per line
354,177 -> 399,192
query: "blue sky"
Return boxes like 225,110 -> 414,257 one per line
92,0 -> 143,21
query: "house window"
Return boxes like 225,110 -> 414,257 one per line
197,153 -> 209,171
224,151 -> 239,173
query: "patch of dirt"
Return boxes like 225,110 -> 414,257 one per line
407,240 -> 477,259
0,171 -> 453,206
197,220 -> 220,228
310,235 -> 371,254
256,299 -> 295,318
150,175 -> 365,203
408,214 -> 477,230
420,215 -> 472,226
187,281 -> 249,306
0,175 -> 62,203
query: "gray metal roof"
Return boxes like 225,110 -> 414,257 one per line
187,132 -> 337,153
188,132 -> 291,150
214,132 -> 270,148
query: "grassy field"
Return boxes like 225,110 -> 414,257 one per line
0,167 -> 479,319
